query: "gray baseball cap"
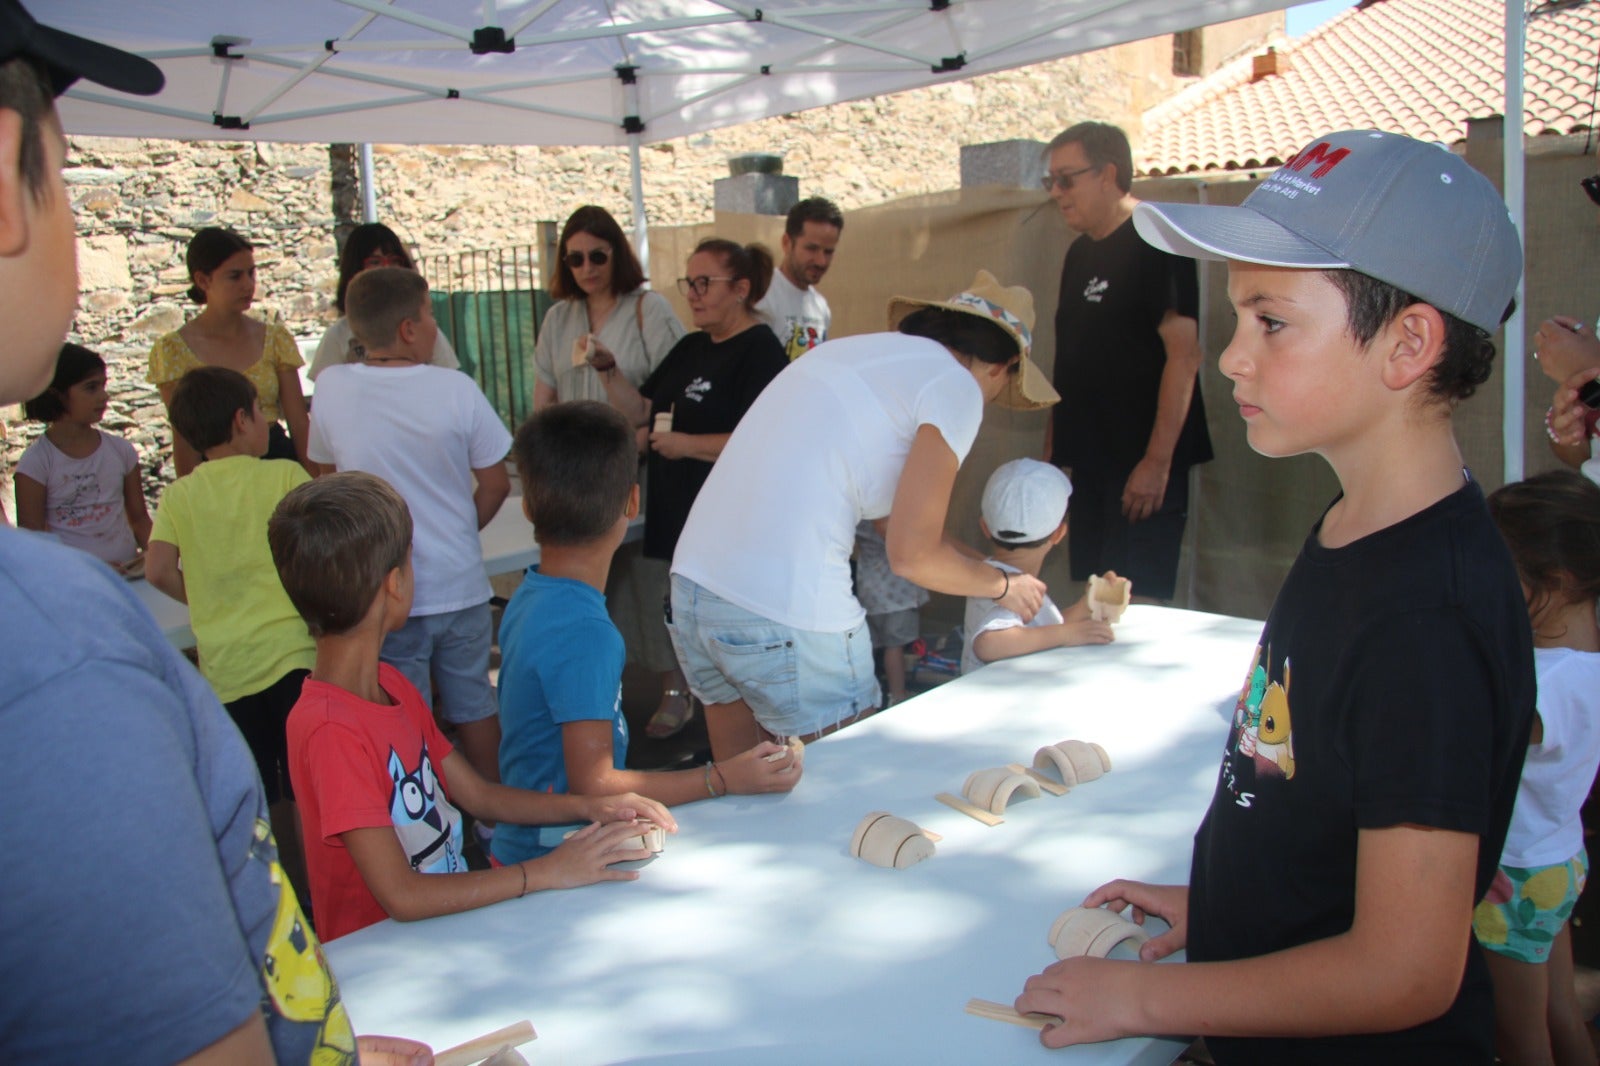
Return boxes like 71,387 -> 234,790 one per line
1133,129 -> 1522,334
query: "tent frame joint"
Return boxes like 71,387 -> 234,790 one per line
470,26 -> 515,55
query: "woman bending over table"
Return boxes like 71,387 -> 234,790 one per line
307,222 -> 460,380
533,206 -> 690,736
148,227 -> 311,476
665,270 -> 1059,759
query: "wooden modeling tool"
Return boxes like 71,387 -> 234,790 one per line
849,811 -> 937,869
435,1020 -> 537,1066
935,791 -> 1004,826
964,998 -> 1062,1031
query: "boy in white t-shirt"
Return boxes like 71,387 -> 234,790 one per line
961,458 -> 1112,675
307,266 -> 513,809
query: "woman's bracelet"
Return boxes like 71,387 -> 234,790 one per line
517,861 -> 528,898
712,762 -> 729,796
1546,406 -> 1564,445
991,565 -> 1010,603
704,761 -> 722,798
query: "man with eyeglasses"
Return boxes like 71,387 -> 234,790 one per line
756,196 -> 843,360
1041,121 -> 1212,603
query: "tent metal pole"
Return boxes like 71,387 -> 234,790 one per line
360,142 -> 378,223
1502,0 -> 1526,485
630,132 -> 649,280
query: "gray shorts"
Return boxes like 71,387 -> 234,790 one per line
866,607 -> 920,649
381,602 -> 498,724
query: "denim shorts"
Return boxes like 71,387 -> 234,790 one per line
667,574 -> 880,738
381,602 -> 498,724
1473,849 -> 1588,964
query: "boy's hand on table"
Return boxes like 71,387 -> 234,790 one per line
584,793 -> 678,834
1081,880 -> 1189,960
357,1035 -> 433,1065
1059,619 -> 1114,647
1016,957 -> 1138,1048
719,742 -> 803,794
535,820 -> 653,888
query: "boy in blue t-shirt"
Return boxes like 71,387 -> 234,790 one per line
1015,130 -> 1535,1062
493,401 -> 800,865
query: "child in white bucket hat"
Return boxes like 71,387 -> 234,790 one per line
959,459 -> 1113,675
1016,130 -> 1535,1063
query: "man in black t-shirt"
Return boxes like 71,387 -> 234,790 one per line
1044,122 -> 1212,601
1016,130 -> 1534,1064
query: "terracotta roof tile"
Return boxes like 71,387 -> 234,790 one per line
1142,0 -> 1600,175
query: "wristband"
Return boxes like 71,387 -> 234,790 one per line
1546,406 -> 1564,445
704,761 -> 722,798
991,565 -> 1010,603
517,861 -> 528,898
712,762 -> 729,796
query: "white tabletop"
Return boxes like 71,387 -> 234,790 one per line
131,503 -> 644,650
323,606 -> 1264,1065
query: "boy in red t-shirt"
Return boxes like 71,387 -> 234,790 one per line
269,471 -> 674,940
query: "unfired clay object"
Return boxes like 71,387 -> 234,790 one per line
849,811 -> 936,869
1086,573 -> 1132,623
762,734 -> 804,763
1032,740 -> 1112,790
563,820 -> 664,855
1048,907 -> 1151,960
653,409 -> 674,434
962,767 -> 1041,815
571,332 -> 593,367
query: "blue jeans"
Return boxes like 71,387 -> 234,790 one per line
381,602 -> 497,724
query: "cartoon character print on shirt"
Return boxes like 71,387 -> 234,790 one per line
783,322 -> 822,360
682,376 -> 712,404
1218,645 -> 1296,808
54,470 -> 116,530
388,744 -> 466,874
252,818 -> 356,1064
1082,277 -> 1109,304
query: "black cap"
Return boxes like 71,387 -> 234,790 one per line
0,0 -> 163,98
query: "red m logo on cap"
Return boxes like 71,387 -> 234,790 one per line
1284,142 -> 1350,179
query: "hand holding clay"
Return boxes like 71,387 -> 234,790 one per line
997,570 -> 1047,623
534,819 -> 653,888
584,336 -> 618,373
582,792 -> 677,835
717,741 -> 802,794
1079,880 -> 1189,961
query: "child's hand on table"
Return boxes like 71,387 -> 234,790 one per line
718,741 -> 804,794
1060,619 -> 1114,647
584,792 -> 677,834
536,820 -> 655,887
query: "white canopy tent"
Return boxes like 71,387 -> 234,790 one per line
46,0 -> 1536,481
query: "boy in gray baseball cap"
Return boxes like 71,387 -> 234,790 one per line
1016,130 -> 1536,1063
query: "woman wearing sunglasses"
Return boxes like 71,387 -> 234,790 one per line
534,205 -> 691,737
307,222 -> 460,381
592,238 -> 788,738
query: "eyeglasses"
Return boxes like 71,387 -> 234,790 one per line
1040,165 -> 1100,192
564,249 -> 611,270
677,275 -> 734,297
362,251 -> 407,270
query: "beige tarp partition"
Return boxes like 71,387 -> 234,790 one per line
640,137 -> 1598,632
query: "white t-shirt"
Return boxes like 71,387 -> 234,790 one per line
532,289 -> 684,403
307,364 -> 512,616
15,430 -> 139,565
757,269 -> 831,361
960,559 -> 1064,676
1501,646 -> 1600,867
673,332 -> 983,632
307,317 -> 460,381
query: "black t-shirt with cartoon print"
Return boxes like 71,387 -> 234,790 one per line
640,323 -> 787,561
1189,477 -> 1534,1065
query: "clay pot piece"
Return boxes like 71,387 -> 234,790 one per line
571,333 -> 593,367
1032,740 -> 1112,790
961,767 -> 1041,815
1048,907 -> 1151,960
1086,573 -> 1132,623
850,811 -> 936,869
653,409 -> 674,434
563,819 -> 665,856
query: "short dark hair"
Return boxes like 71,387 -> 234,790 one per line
0,56 -> 53,203
1322,270 -> 1494,403
1489,469 -> 1600,618
785,197 -> 844,238
336,222 -> 414,313
513,401 -> 636,547
896,306 -> 1020,368
23,343 -> 105,422
345,266 -> 430,352
269,472 -> 413,638
550,205 -> 647,301
185,227 -> 253,304
694,238 -> 774,306
168,365 -> 256,453
1047,121 -> 1134,194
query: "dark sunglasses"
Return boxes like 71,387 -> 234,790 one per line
1039,164 -> 1099,192
565,249 -> 611,270
1583,174 -> 1600,208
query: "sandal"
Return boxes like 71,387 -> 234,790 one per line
646,689 -> 696,739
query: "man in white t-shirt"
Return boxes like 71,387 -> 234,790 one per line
757,197 -> 842,360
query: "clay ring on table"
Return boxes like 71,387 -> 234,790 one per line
1048,906 -> 1151,960
1032,740 -> 1112,790
564,819 -> 664,857
961,766 -> 1041,815
848,811 -> 936,869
